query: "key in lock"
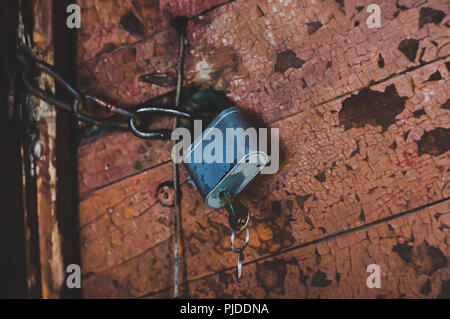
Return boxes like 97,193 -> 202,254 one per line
180,95 -> 268,281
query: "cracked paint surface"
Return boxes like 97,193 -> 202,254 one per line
75,0 -> 450,298
147,200 -> 450,299
79,58 -> 449,298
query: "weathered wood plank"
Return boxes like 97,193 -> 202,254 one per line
150,199 -> 450,299
77,0 -> 449,194
30,0 -> 66,298
77,0 -> 449,109
80,58 -> 450,297
76,0 -> 230,66
186,0 -> 449,122
79,163 -> 212,274
77,131 -> 172,197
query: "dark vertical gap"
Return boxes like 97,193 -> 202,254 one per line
0,0 -> 27,298
53,0 -> 82,298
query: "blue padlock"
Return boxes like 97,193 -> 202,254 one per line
130,88 -> 268,210
183,106 -> 268,209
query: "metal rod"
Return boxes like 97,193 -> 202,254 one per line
172,17 -> 187,299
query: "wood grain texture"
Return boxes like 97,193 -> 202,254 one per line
77,0 -> 450,193
76,0 -> 230,63
80,163 -> 198,274
76,0 -> 450,109
79,57 -> 450,297
183,0 -> 450,122
75,0 -> 450,299
30,0 -> 66,298
77,131 -> 172,197
150,199 -> 450,299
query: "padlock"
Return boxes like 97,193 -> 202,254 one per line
182,97 -> 268,209
131,88 -> 267,280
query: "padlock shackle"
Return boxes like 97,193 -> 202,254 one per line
129,89 -> 233,139
129,106 -> 192,139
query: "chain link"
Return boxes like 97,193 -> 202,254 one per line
16,47 -> 194,136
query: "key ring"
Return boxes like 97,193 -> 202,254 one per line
230,227 -> 250,253
230,227 -> 249,281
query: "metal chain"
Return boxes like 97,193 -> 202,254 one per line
16,47 -> 192,137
